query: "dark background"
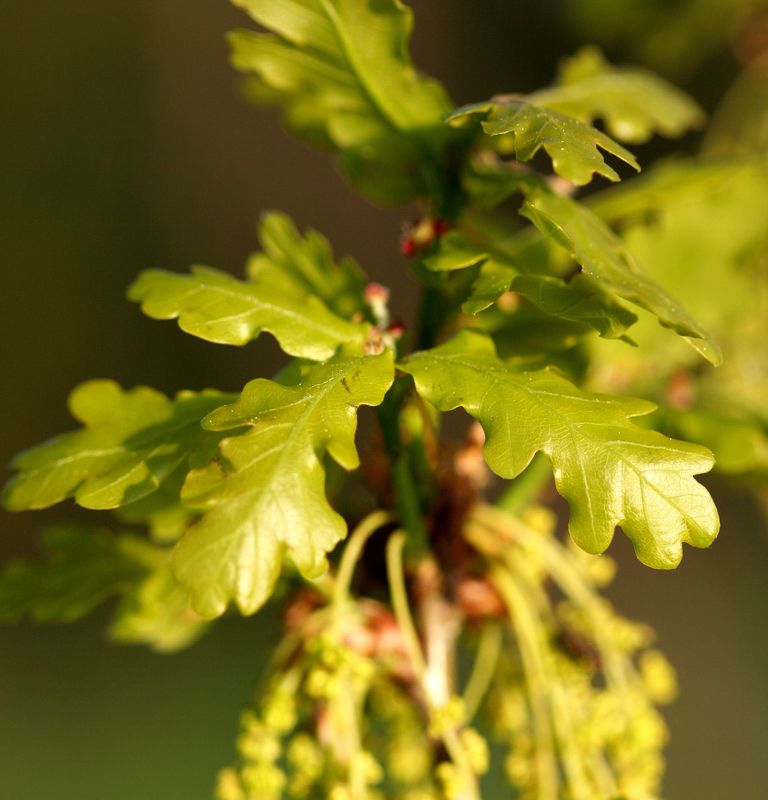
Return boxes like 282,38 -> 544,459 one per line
1,2 -> 767,797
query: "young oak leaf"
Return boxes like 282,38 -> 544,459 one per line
2,381 -> 235,513
247,211 -> 367,319
424,230 -> 637,338
400,330 -> 719,569
172,348 -> 395,618
449,99 -> 639,185
512,274 -> 637,340
530,46 -> 704,144
0,526 -> 209,652
230,0 -> 456,204
520,189 -> 722,365
108,554 -> 211,653
0,526 -> 146,623
128,266 -> 367,361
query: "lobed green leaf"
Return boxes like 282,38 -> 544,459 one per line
109,555 -> 210,652
0,527 -> 145,623
531,46 -> 704,144
2,381 -> 234,512
230,0 -> 456,204
172,347 -> 395,618
449,99 -> 639,185
128,266 -> 367,360
401,330 -> 719,568
520,189 -> 721,364
425,230 -> 636,339
511,273 -> 637,340
247,211 -> 367,319
0,526 -> 209,651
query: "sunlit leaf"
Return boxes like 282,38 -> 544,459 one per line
128,266 -> 367,360
247,211 -> 367,319
2,381 -> 234,512
230,0 -> 457,204
172,348 -> 394,618
401,330 -> 719,568
449,99 -> 639,185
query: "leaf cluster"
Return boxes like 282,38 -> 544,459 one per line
7,4 -> 768,797
1,3 -> 741,635
10,0 -> 765,668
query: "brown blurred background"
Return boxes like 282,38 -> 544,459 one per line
1,2 -> 767,797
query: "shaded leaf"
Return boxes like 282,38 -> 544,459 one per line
247,211 -> 367,318
531,46 -> 704,144
424,231 -> 636,338
0,526 -> 209,652
0,527 -> 145,623
422,230 -> 489,273
464,259 -> 519,314
114,467 -> 196,544
109,559 -> 210,653
2,381 -> 234,512
461,158 -> 549,209
230,0 -> 456,204
475,305 -> 591,381
401,330 -> 719,568
128,266 -> 367,360
520,189 -> 721,364
172,348 -> 395,618
449,99 -> 639,185
512,274 -> 637,340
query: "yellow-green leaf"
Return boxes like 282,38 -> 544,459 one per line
172,348 -> 395,618
128,266 -> 367,360
230,0 -> 456,204
449,99 -> 639,185
531,46 -> 704,144
2,381 -> 234,512
247,211 -> 367,319
520,189 -> 721,364
401,330 -> 719,568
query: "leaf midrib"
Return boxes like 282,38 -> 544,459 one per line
189,274 -> 359,342
317,0 -> 426,135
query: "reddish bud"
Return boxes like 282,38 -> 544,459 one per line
387,320 -> 405,340
431,218 -> 450,237
400,238 -> 417,257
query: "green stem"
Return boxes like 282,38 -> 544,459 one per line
461,623 -> 503,722
473,508 -> 624,796
385,532 -> 428,679
490,564 -> 560,800
333,509 -> 393,613
376,379 -> 429,556
386,533 -> 480,800
503,552 -> 593,800
415,283 -> 445,352
476,506 -> 635,692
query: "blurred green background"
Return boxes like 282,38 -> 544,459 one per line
1,2 -> 767,797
